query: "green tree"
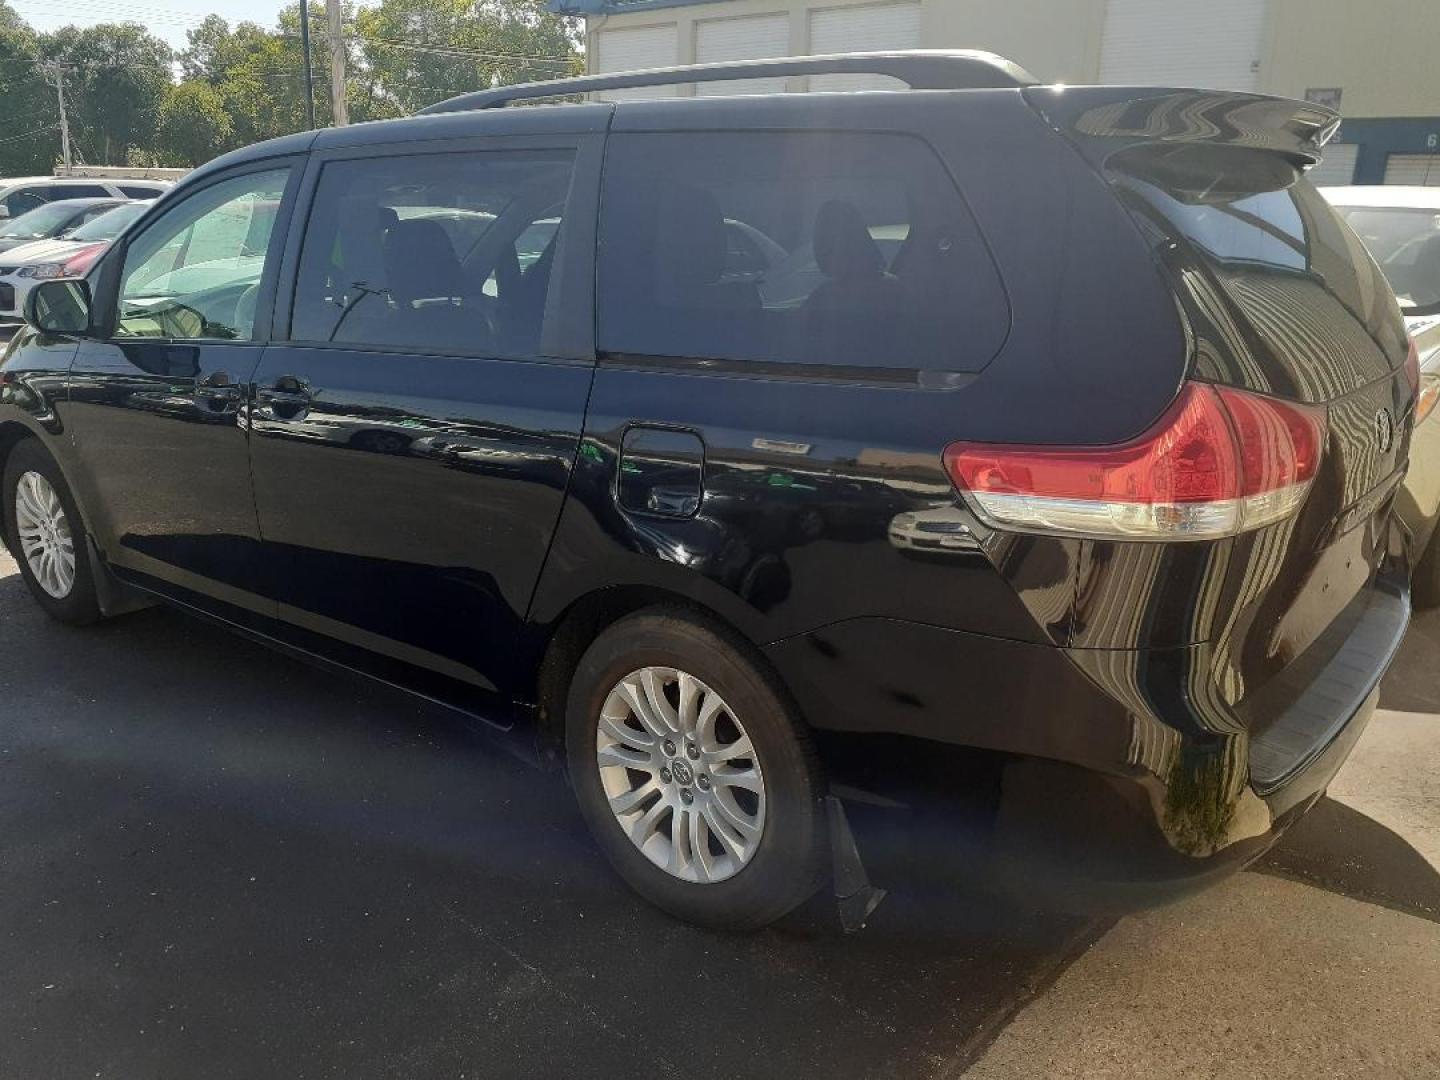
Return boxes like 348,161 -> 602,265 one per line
0,2 -> 56,175
156,80 -> 235,166
38,22 -> 173,165
355,0 -> 581,114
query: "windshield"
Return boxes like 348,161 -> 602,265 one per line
1335,205 -> 1440,315
68,201 -> 150,242
0,201 -> 83,240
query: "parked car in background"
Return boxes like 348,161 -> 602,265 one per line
0,198 -> 131,254
0,201 -> 154,328
0,54 -> 1418,930
1323,186 -> 1440,604
0,176 -> 168,220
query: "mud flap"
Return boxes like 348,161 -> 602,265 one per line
826,795 -> 886,932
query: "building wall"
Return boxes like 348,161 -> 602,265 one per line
1261,0 -> 1440,119
919,0 -> 1107,86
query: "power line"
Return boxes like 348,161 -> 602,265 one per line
359,36 -> 577,68
0,122 -> 60,147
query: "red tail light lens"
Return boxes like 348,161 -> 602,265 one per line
944,382 -> 1326,541
1404,337 -> 1420,400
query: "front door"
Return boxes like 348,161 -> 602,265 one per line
248,137 -> 600,712
64,164 -> 297,620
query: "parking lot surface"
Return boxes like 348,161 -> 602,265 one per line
2,547 -> 1439,1079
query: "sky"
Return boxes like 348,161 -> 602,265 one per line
11,0 -> 293,50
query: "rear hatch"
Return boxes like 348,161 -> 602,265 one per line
1015,87 -> 1414,708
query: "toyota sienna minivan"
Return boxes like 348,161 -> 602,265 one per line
0,52 -> 1416,929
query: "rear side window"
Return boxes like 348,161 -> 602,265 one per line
2,187 -> 46,217
45,184 -> 108,200
120,184 -> 164,198
597,131 -> 1008,373
290,150 -> 575,358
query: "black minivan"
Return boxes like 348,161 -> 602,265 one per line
0,53 -> 1417,929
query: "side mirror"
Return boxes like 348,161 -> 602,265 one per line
0,205 -> 11,220
25,279 -> 92,335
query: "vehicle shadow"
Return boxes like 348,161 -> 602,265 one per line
0,565 -> 1090,1080
1259,796 -> 1440,923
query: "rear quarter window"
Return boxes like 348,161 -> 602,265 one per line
596,130 -> 1009,375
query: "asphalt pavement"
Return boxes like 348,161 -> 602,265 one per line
1,547 -> 1438,1079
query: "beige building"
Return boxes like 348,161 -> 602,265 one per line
549,0 -> 1440,185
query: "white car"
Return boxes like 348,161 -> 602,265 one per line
0,201 -> 153,326
1322,185 -> 1440,602
0,175 -> 168,221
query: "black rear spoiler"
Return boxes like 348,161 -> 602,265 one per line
1022,86 -> 1340,171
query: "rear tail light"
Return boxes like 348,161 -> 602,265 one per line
1404,337 -> 1420,400
944,382 -> 1326,541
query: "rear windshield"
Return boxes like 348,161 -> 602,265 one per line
597,130 -> 1009,376
1330,205 -> 1440,316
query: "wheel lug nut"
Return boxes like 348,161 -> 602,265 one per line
660,767 -> 672,784
663,740 -> 676,757
686,742 -> 699,760
697,775 -> 710,791
680,788 -> 694,805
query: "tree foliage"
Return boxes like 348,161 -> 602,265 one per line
38,22 -> 174,165
0,0 -> 581,176
0,1 -> 56,175
156,80 -> 235,167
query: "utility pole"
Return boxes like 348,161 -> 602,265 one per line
44,63 -> 72,171
326,0 -> 348,126
298,1 -> 316,130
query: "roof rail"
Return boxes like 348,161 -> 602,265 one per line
417,50 -> 1037,115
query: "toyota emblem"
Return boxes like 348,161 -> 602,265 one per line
1375,408 -> 1395,453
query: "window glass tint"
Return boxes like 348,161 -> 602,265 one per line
45,184 -> 108,200
0,200 -> 86,239
290,150 -> 574,357
597,131 -> 1008,371
1336,206 -> 1440,313
2,188 -> 46,218
117,167 -> 288,341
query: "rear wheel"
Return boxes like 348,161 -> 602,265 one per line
565,611 -> 825,928
3,439 -> 100,624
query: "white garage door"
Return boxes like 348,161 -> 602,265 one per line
808,2 -> 921,92
696,14 -> 790,97
1100,0 -> 1266,92
1308,143 -> 1359,187
1384,154 -> 1440,186
595,24 -> 679,100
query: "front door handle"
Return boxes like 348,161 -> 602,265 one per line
195,370 -> 242,412
255,375 -> 313,421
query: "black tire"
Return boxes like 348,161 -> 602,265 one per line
2,438 -> 101,625
1414,529 -> 1440,610
565,610 -> 825,929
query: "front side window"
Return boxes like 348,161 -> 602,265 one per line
290,150 -> 575,357
116,168 -> 289,341
597,131 -> 1009,372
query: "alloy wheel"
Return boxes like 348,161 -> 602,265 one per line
14,470 -> 76,600
596,666 -> 767,883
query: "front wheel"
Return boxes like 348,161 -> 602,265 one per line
565,611 -> 825,929
3,439 -> 101,624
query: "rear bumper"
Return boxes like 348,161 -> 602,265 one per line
767,570 -> 1408,912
